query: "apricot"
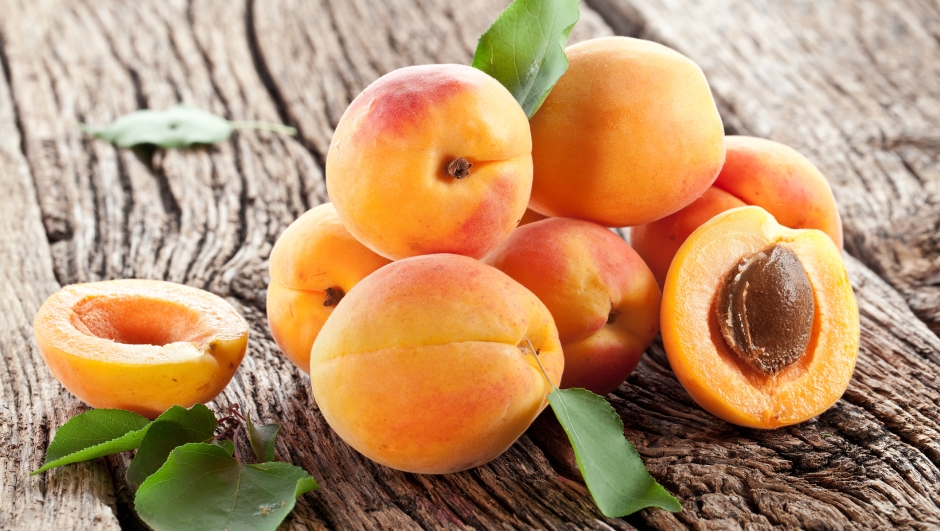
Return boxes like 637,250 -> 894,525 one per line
326,64 -> 532,260
309,254 -> 563,474
485,218 -> 660,395
528,36 -> 725,227
267,203 -> 391,372
632,136 -> 843,286
661,206 -> 859,429
34,279 -> 249,419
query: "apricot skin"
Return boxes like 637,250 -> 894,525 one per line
309,254 -> 563,474
485,218 -> 660,395
661,206 -> 859,429
632,136 -> 843,286
528,36 -> 725,227
34,280 -> 249,420
327,64 -> 532,260
267,203 -> 391,372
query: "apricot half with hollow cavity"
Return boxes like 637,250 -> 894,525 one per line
34,279 -> 249,419
661,206 -> 858,428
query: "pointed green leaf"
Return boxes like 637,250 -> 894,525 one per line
548,388 -> 682,517
246,413 -> 280,463
33,409 -> 151,474
135,443 -> 319,531
471,0 -> 580,117
126,404 -> 218,485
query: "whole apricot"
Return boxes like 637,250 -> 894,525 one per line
327,64 -> 532,260
485,218 -> 660,395
309,254 -> 563,474
528,36 -> 725,227
34,279 -> 249,419
632,136 -> 843,286
661,206 -> 859,429
267,203 -> 391,372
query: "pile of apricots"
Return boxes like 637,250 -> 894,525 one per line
33,36 -> 859,474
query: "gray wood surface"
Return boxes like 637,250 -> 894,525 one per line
0,0 -> 938,529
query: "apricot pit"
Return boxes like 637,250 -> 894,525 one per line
716,244 -> 814,375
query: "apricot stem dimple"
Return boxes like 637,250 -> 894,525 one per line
323,287 -> 345,307
445,157 -> 472,179
716,243 -> 815,375
607,309 -> 619,325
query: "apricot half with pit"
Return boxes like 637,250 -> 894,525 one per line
661,206 -> 858,428
309,254 -> 563,474
34,279 -> 249,419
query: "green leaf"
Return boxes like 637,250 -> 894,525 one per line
126,404 -> 218,485
471,0 -> 580,117
246,412 -> 280,463
82,105 -> 296,149
33,409 -> 151,474
548,388 -> 682,517
135,443 -> 318,531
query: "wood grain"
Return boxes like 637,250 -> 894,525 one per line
0,0 -> 938,529
0,25 -> 120,530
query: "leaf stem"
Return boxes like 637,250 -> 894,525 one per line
524,339 -> 559,392
229,120 -> 297,136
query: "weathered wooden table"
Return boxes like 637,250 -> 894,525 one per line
2,0 -> 939,529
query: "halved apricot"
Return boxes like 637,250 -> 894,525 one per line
661,206 -> 858,428
34,279 -> 249,419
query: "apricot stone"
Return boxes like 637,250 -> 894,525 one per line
485,218 -> 660,395
632,136 -> 843,286
309,254 -> 563,474
661,206 -> 859,429
528,36 -> 725,227
34,279 -> 249,419
327,64 -> 532,260
267,203 -> 391,372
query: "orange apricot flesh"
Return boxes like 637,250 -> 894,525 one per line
327,64 -> 532,260
309,254 -> 563,474
485,218 -> 660,395
34,279 -> 249,419
528,36 -> 725,227
267,203 -> 391,372
661,206 -> 858,428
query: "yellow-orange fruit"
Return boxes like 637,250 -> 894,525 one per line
632,136 -> 843,286
485,219 -> 660,395
267,203 -> 391,372
310,254 -> 563,474
34,279 -> 249,419
529,36 -> 725,227
661,206 -> 859,428
327,64 -> 532,260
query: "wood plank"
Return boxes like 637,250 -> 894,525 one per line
0,20 -> 121,531
1,0 -> 939,528
588,0 -> 940,335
